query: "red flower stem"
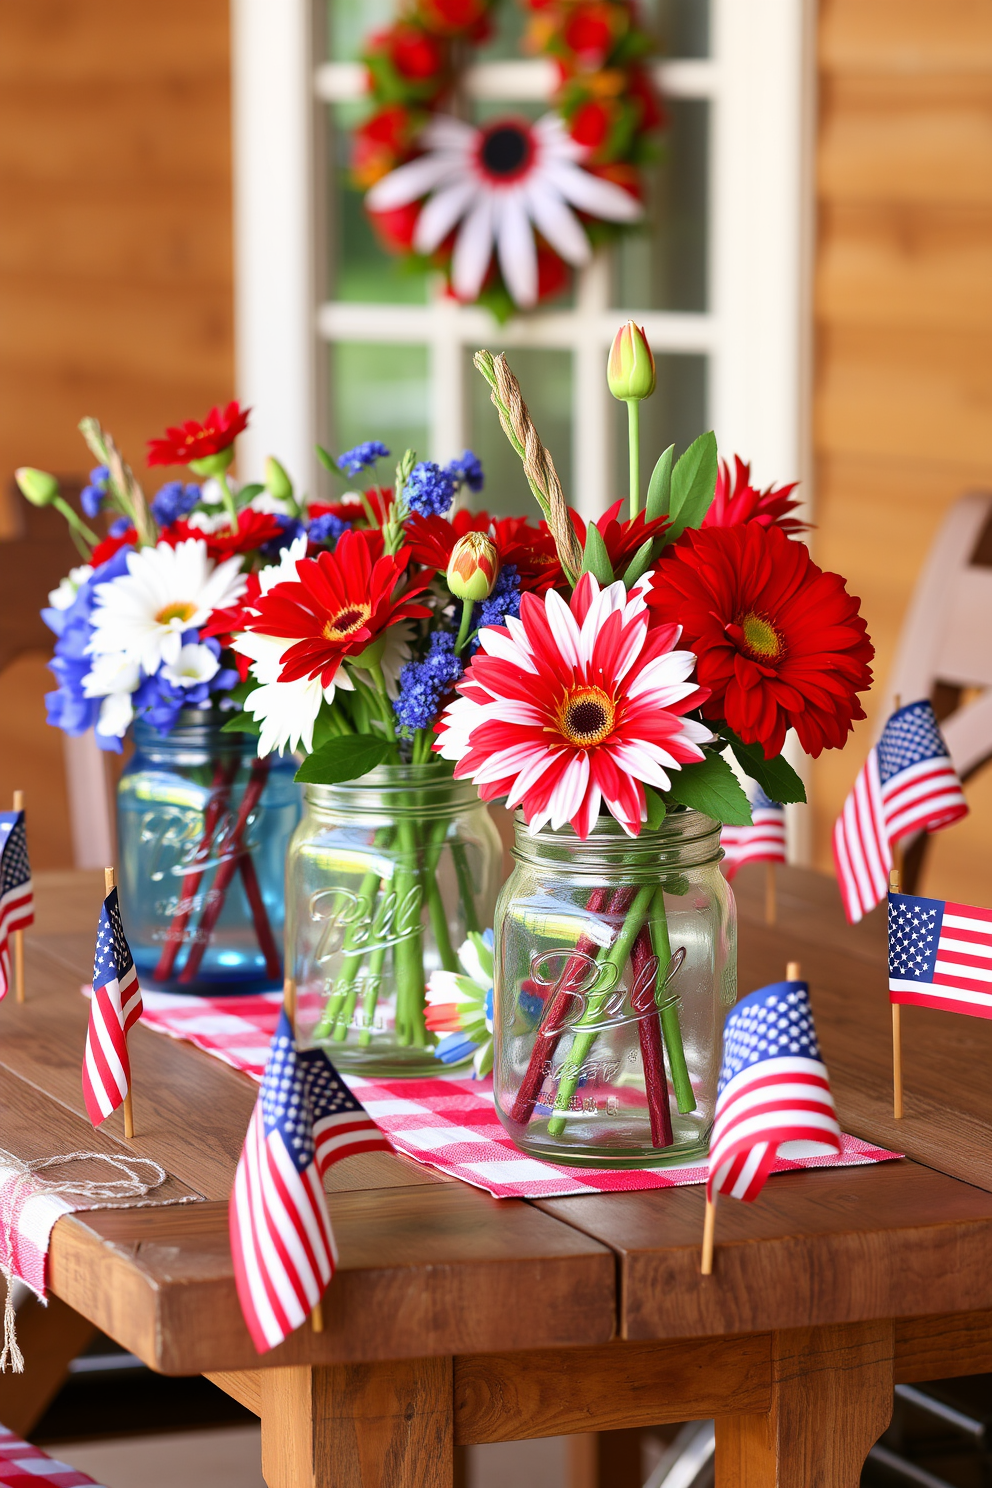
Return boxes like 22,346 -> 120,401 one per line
237,851 -> 282,980
509,885 -> 632,1127
178,757 -> 272,985
153,756 -> 238,981
630,927 -> 674,1149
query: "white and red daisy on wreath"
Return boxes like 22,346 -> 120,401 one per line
353,0 -> 665,316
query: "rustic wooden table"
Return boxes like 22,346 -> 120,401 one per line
4,865 -> 992,1488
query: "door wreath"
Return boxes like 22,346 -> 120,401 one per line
351,0 -> 665,317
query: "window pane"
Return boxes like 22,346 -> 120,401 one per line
327,0 -> 395,61
329,343 -> 430,468
653,0 -> 710,57
612,99 -> 708,312
466,348 -> 572,520
472,2 -> 528,63
612,354 -> 707,505
328,107 -> 429,304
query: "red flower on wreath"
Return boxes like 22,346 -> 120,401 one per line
146,402 -> 250,468
244,529 -> 432,687
647,522 -> 874,760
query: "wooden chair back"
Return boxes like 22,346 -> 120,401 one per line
883,491 -> 992,890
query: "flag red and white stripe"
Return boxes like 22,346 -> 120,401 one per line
81,888 -> 142,1125
0,810 -> 33,1000
889,892 -> 992,1019
721,792 -> 787,881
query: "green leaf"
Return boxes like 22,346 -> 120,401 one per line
643,785 -> 666,830
645,444 -> 674,522
721,728 -> 807,805
665,752 -> 752,826
220,713 -> 261,735
315,444 -> 341,475
580,522 -> 615,585
236,482 -> 265,507
622,537 -> 655,590
294,734 -> 393,785
665,431 -> 718,544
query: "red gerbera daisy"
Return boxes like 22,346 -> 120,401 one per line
647,523 -> 874,760
435,573 -> 711,838
570,500 -> 669,574
406,510 -> 563,592
244,529 -> 432,687
167,509 -> 284,560
146,401 -> 251,468
702,455 -> 808,536
201,570 -> 262,678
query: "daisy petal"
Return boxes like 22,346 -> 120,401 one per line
366,152 -> 461,211
495,190 -> 538,309
452,194 -> 496,302
545,161 -> 644,223
414,177 -> 479,254
524,181 -> 591,267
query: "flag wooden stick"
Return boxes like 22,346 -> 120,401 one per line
786,960 -> 801,981
282,974 -> 325,1332
889,867 -> 903,1118
105,865 -> 135,1140
764,862 -> 776,926
701,1197 -> 716,1275
12,791 -> 25,1003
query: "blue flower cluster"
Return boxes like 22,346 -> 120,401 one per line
260,514 -> 306,561
150,481 -> 201,528
131,634 -> 239,735
471,563 -> 521,647
446,450 -> 484,493
337,441 -> 390,477
307,512 -> 348,546
393,631 -> 464,734
404,461 -> 457,519
80,466 -> 109,520
43,548 -> 133,750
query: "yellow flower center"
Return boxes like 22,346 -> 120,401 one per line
322,603 -> 371,641
155,601 -> 197,626
556,686 -> 616,748
738,611 -> 782,661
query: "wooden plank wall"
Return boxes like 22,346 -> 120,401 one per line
812,0 -> 992,905
0,0 -> 234,866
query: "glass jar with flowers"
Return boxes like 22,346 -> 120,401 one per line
426,324 -> 875,1162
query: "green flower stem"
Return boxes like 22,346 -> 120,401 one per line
546,883 -> 655,1137
455,598 -> 474,655
312,830 -> 395,1041
331,872 -> 394,1040
626,399 -> 641,519
357,944 -> 387,1046
393,815 -> 426,1046
648,886 -> 696,1114
216,470 -> 240,532
53,496 -> 99,548
423,819 -> 458,973
451,842 -> 480,934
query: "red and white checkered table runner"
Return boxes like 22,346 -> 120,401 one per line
0,1427 -> 104,1488
139,990 -> 900,1199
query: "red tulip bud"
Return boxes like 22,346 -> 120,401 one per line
446,531 -> 499,601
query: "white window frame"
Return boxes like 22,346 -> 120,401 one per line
231,0 -> 816,856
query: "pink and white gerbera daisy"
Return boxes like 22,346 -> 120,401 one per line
434,574 -> 712,838
366,113 -> 642,309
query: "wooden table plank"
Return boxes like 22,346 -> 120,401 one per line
537,1160 -> 992,1340
48,1186 -> 617,1374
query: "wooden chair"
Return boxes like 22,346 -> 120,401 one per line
882,491 -> 992,892
0,483 -> 116,869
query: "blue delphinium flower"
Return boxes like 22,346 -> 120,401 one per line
394,631 -> 463,734
337,441 -> 390,477
446,450 -> 484,493
403,461 -> 457,519
80,465 -> 110,519
43,545 -> 134,751
260,514 -> 306,561
307,512 -> 347,546
471,564 -> 521,650
132,634 -> 238,736
108,517 -> 132,537
150,480 -> 201,528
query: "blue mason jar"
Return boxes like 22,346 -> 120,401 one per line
117,715 -> 300,995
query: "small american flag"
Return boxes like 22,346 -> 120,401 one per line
708,979 -> 842,1202
82,887 -> 142,1125
889,891 -> 992,1018
229,1011 -> 391,1353
0,810 -> 33,1000
720,787 -> 787,881
833,700 -> 967,924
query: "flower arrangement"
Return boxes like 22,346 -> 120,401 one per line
354,0 -> 663,315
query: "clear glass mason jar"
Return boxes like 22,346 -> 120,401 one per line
117,716 -> 301,995
288,765 -> 501,1076
493,809 -> 737,1166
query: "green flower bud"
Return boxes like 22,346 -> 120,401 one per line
188,448 -> 235,479
607,321 -> 656,402
265,456 -> 293,502
446,532 -> 499,601
15,467 -> 60,507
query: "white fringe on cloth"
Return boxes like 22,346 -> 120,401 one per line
0,1148 -> 200,1373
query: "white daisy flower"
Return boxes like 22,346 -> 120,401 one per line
87,538 -> 247,674
366,112 -> 642,308
161,643 -> 222,689
48,564 -> 94,611
81,653 -> 143,739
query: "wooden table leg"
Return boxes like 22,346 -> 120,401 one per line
716,1321 -> 894,1488
259,1356 -> 454,1488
